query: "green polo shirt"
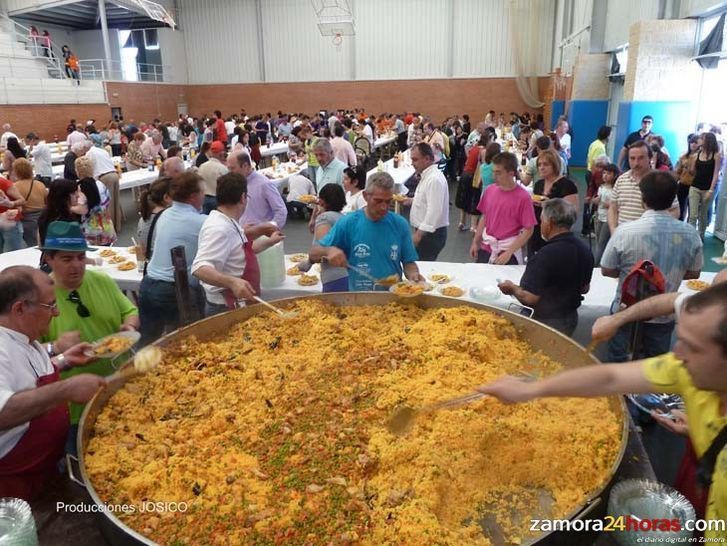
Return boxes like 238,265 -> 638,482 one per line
43,269 -> 138,423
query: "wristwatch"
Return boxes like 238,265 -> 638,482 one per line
54,353 -> 70,372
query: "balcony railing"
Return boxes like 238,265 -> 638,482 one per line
78,58 -> 172,83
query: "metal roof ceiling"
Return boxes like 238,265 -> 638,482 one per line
11,0 -> 171,30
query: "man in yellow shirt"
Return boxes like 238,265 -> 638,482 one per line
478,282 -> 727,539
586,125 -> 611,171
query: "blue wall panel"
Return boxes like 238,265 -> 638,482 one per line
567,100 -> 609,168
613,101 -> 696,169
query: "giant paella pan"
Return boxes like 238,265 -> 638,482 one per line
73,293 -> 628,545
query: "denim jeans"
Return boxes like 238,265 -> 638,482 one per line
21,210 -> 42,248
607,320 -> 675,362
416,226 -> 447,261
205,300 -> 230,317
139,277 -> 204,345
203,195 -> 217,215
0,222 -> 24,252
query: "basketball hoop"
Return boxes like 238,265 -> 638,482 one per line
332,32 -> 343,52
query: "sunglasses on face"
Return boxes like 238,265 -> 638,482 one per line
67,290 -> 91,318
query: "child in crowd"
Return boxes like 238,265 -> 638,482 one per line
592,163 -> 619,266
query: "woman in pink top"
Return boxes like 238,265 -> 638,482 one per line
469,152 -> 537,265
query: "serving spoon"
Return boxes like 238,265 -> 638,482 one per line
251,296 -> 298,318
106,346 -> 164,386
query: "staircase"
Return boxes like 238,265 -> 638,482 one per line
0,15 -> 107,105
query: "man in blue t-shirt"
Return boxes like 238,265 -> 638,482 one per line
309,172 -> 424,291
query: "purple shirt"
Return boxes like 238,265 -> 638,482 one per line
240,170 -> 288,228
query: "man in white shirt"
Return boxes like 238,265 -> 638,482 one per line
555,119 -> 571,161
25,132 -> 53,184
84,143 -> 122,230
286,173 -> 316,219
423,122 -> 446,163
0,266 -> 103,500
407,143 -> 450,261
192,173 -> 283,316
0,124 -> 18,151
224,118 -> 236,146
328,113 -> 339,134
330,125 -> 357,167
197,141 -> 229,214
66,124 -> 86,149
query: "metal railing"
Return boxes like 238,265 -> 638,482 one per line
0,13 -> 66,79
78,58 -> 172,83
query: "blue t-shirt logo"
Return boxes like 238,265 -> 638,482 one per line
390,244 -> 399,261
353,244 -> 371,259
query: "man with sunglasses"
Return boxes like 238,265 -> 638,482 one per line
0,265 -> 104,500
39,221 -> 138,428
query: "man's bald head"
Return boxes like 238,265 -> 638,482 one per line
0,266 -> 51,315
162,156 -> 185,179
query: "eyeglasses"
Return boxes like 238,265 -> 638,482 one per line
25,300 -> 58,313
67,290 -> 91,318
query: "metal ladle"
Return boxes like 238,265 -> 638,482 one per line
387,391 -> 488,436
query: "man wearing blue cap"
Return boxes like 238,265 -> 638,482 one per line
39,221 -> 138,434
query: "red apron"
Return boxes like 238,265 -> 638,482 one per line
223,239 -> 261,309
0,367 -> 70,501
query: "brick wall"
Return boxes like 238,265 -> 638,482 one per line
0,77 -> 552,137
105,81 -> 188,125
185,77 -> 552,123
625,19 -> 699,102
0,104 -> 111,141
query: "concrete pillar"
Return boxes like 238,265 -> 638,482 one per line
98,0 -> 113,79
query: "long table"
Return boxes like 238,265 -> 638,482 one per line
0,247 -> 714,348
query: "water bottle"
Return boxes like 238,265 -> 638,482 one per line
377,159 -> 384,172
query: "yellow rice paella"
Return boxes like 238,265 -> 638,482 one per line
85,300 -> 622,545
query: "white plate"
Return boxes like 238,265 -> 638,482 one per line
389,282 -> 426,298
428,273 -> 454,284
85,330 -> 140,359
437,285 -> 466,298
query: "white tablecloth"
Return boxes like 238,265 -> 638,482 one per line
259,161 -> 309,193
0,246 -> 141,292
373,134 -> 397,149
260,142 -> 289,158
367,149 -> 413,196
3,248 -> 713,349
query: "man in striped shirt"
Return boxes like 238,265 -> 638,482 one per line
601,171 -> 703,362
608,141 -> 678,233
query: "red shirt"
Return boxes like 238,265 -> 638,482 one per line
0,177 -> 13,213
404,113 -> 413,125
463,146 -> 481,175
214,118 -> 226,143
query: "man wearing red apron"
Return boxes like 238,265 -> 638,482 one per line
0,266 -> 104,500
191,172 -> 284,316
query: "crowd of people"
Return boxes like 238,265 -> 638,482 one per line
0,105 -> 726,536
